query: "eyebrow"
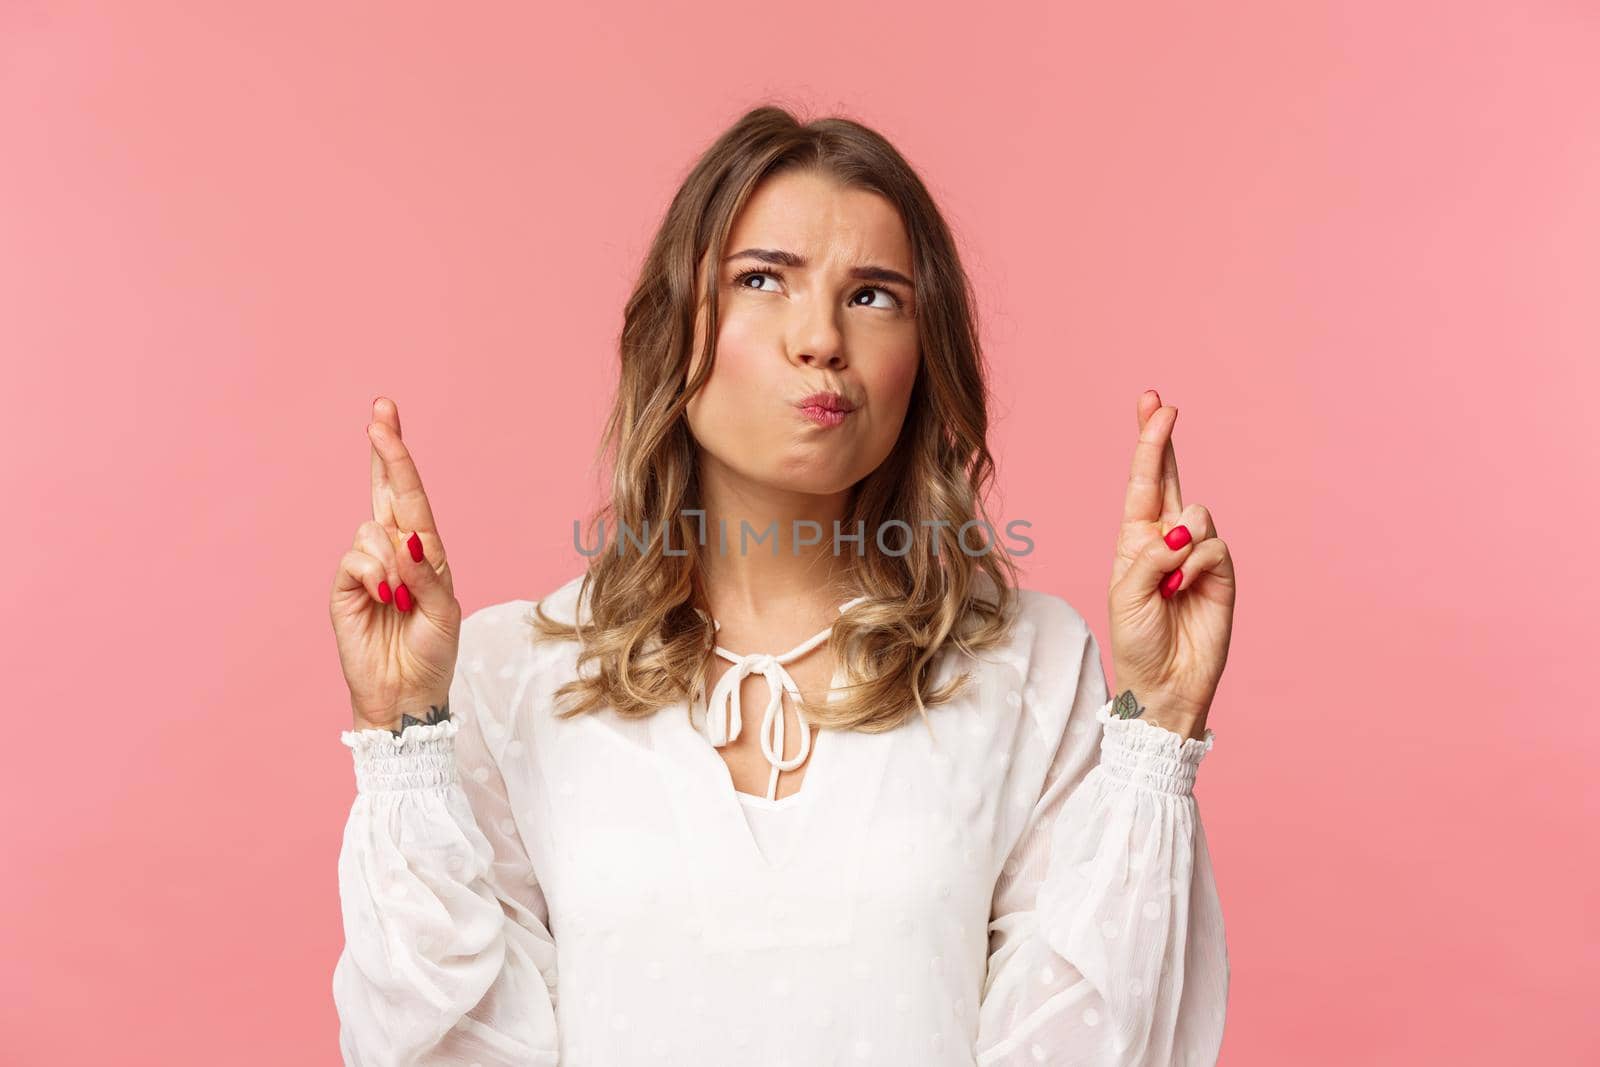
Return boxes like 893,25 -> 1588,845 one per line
723,248 -> 915,291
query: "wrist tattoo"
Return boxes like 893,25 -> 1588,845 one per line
1110,690 -> 1146,720
391,699 -> 451,738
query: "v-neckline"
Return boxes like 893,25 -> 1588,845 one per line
646,658 -> 895,953
684,661 -> 845,871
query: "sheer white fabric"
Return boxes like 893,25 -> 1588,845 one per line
333,607 -> 561,1066
332,574 -> 1227,1065
736,792 -> 810,869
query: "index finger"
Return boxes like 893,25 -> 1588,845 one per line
367,413 -> 441,538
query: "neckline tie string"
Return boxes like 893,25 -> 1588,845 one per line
694,595 -> 869,802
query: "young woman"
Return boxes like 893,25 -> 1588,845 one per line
328,106 -> 1235,1066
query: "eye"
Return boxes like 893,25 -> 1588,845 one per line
732,268 -> 781,293
852,287 -> 901,310
730,268 -> 905,311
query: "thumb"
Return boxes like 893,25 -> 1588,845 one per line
393,528 -> 454,616
1118,524 -> 1197,603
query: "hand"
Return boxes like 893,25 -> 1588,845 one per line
328,396 -> 463,733
1106,389 -> 1236,739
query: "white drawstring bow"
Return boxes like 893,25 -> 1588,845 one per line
694,595 -> 868,801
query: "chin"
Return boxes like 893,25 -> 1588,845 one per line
767,465 -> 863,497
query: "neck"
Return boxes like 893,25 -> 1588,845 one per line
694,457 -> 856,624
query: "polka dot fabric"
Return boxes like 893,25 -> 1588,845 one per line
332,574 -> 1227,1065
974,631 -> 1226,1066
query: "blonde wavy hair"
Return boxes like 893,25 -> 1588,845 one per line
530,104 -> 1022,733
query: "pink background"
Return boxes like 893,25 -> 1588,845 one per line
4,2 -> 1596,1063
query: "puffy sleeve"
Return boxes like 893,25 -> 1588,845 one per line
975,626 -> 1228,1067
332,605 -> 560,1066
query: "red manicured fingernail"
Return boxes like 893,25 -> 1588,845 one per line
395,584 -> 412,612
377,580 -> 392,604
1161,569 -> 1183,598
1164,524 -> 1192,549
407,532 -> 424,562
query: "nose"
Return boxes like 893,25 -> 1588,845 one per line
799,349 -> 847,370
789,302 -> 848,371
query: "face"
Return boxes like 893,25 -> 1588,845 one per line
685,169 -> 920,500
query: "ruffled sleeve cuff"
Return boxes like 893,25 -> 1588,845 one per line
1094,698 -> 1215,797
338,718 -> 461,794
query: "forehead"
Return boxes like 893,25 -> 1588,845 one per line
728,169 -> 911,271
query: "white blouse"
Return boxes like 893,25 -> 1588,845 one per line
332,574 -> 1228,1066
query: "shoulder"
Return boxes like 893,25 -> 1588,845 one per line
453,576 -> 592,740
1007,585 -> 1093,637
990,585 -> 1098,670
526,571 -> 592,629
457,571 -> 589,665
987,585 -> 1104,742
962,568 -> 1094,655
455,599 -> 537,676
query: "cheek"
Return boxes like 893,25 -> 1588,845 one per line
869,346 -> 921,418
685,318 -> 777,442
845,350 -> 918,472
699,320 -> 772,399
